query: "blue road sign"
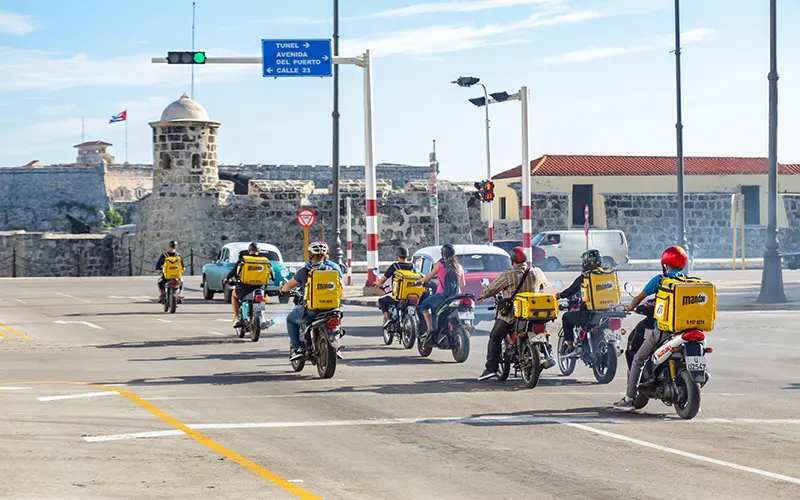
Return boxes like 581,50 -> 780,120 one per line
262,39 -> 332,78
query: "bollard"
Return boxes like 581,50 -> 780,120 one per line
190,248 -> 195,276
128,247 -> 133,277
12,249 -> 16,278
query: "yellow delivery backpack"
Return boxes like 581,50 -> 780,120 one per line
392,269 -> 425,301
238,255 -> 272,286
305,268 -> 342,311
654,276 -> 717,333
513,292 -> 558,320
162,255 -> 183,280
580,268 -> 621,310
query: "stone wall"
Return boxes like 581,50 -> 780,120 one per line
105,164 -> 153,203
0,166 -> 110,232
493,185 -> 569,241
219,163 -> 429,189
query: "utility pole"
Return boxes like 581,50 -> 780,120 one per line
758,0 -> 786,303
674,0 -> 686,248
331,0 -> 344,268
191,1 -> 196,99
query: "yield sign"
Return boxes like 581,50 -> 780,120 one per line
297,208 -> 316,228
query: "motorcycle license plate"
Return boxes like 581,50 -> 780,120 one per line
457,311 -> 474,320
530,332 -> 547,343
254,303 -> 265,311
686,356 -> 707,372
605,331 -> 622,343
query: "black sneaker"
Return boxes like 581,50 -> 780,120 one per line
478,369 -> 498,381
290,348 -> 304,361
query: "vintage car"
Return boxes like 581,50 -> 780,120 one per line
201,242 -> 295,303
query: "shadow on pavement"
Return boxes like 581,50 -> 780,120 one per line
458,406 -> 679,426
101,371 -> 320,387
783,383 -> 800,390
64,310 -> 226,317
95,336 -> 249,349
341,355 -> 453,367
127,350 -> 288,362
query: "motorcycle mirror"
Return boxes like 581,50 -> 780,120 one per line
288,266 -> 297,274
554,280 -> 564,290
480,278 -> 490,287
624,282 -> 635,295
372,267 -> 380,275
280,268 -> 289,278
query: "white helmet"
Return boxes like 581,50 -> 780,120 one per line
308,241 -> 327,257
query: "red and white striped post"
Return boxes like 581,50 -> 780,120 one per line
362,50 -> 380,287
346,196 -> 353,286
520,86 -> 533,263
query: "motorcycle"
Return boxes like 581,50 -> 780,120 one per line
377,283 -> 418,349
161,278 -> 182,314
229,278 -> 274,342
628,283 -> 711,420
414,283 -> 474,363
554,280 -> 628,384
286,289 -> 345,379
483,279 -> 557,389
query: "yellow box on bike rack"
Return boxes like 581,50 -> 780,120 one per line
239,255 -> 272,286
581,269 -> 621,311
305,269 -> 342,311
654,277 -> 716,333
513,292 -> 558,320
392,270 -> 424,301
162,256 -> 183,279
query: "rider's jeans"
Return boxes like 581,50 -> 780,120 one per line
626,329 -> 661,398
485,319 -> 513,372
286,304 -> 318,349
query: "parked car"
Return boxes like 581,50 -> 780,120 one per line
412,244 -> 512,321
783,252 -> 800,270
201,242 -> 295,303
486,240 -> 546,265
531,230 -> 629,271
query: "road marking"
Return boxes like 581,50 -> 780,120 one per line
156,319 -> 173,323
14,299 -> 26,304
56,292 -> 92,304
704,418 -> 800,425
0,330 -> 17,342
5,381 -> 320,500
52,320 -> 105,330
0,321 -> 32,341
38,391 -> 119,402
0,386 -> 30,391
216,318 -> 232,322
715,338 -> 800,350
564,422 -> 800,486
209,331 -> 228,337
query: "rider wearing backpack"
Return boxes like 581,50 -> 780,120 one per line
416,243 -> 466,344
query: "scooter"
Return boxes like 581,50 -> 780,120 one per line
415,283 -> 474,363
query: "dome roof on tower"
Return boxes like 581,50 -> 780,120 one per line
159,93 -> 211,122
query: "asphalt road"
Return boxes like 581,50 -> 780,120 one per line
1,276 -> 799,499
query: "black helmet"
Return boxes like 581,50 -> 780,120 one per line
248,242 -> 259,252
441,243 -> 455,259
168,240 -> 178,248
581,249 -> 603,270
396,246 -> 409,258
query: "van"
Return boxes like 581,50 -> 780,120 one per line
531,230 -> 629,271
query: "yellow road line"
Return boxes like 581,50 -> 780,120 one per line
0,321 -> 32,341
0,381 -> 320,499
0,329 -> 17,342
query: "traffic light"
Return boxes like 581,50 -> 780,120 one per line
167,51 -> 206,64
484,181 -> 495,202
453,76 -> 480,87
474,181 -> 485,202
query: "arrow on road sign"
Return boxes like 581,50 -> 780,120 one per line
304,42 -> 310,48
266,67 -> 273,74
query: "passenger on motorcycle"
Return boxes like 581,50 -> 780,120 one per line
155,240 -> 184,302
612,245 -> 689,411
374,246 -> 416,328
224,242 -> 264,327
554,249 -> 604,353
477,247 -> 548,381
415,243 -> 466,346
280,242 -> 344,361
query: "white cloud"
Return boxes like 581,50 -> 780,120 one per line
0,47 -> 256,93
372,0 -> 562,17
535,27 -> 717,64
0,10 -> 37,35
253,16 -> 331,25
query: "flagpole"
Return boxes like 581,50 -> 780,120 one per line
125,116 -> 128,164
81,116 -> 85,143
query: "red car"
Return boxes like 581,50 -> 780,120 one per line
487,240 -> 547,264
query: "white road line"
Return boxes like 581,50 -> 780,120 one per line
156,319 -> 173,323
704,418 -> 800,424
52,320 -> 105,330
38,391 -> 119,402
208,331 -> 228,337
715,338 -> 800,350
85,430 -> 183,442
564,422 -> 800,486
109,295 -> 152,300
56,292 -> 92,304
215,318 -> 232,322
14,299 -> 26,304
0,387 -> 30,391
720,310 -> 798,316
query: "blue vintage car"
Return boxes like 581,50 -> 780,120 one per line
201,242 -> 295,303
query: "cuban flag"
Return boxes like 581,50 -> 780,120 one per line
109,110 -> 127,123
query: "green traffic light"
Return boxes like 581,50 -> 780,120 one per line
193,52 -> 206,64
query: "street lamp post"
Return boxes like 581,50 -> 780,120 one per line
331,0 -> 344,267
758,0 -> 786,303
673,0 -> 687,249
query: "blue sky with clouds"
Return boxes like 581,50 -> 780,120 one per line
0,0 -> 798,180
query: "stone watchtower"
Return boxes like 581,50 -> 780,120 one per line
149,93 -> 220,190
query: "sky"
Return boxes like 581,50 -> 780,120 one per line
0,0 -> 799,181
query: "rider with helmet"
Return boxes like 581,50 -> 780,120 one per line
280,242 -> 344,361
477,247 -> 549,381
612,245 -> 689,411
374,246 -> 416,328
416,243 -> 466,345
317,241 -> 344,276
224,242 -> 263,327
554,249 -> 604,353
155,240 -> 183,302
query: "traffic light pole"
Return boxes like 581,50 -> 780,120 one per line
520,87 -> 532,263
476,83 -> 494,245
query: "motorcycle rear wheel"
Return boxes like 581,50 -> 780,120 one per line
592,340 -> 617,384
497,338 -> 511,381
382,326 -> 394,345
400,314 -> 416,349
521,342 -> 542,389
168,292 -> 177,314
556,329 -> 576,376
251,316 -> 261,342
417,331 -> 433,357
451,327 -> 470,363
317,335 -> 337,379
674,370 -> 701,420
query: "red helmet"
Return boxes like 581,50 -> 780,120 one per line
661,245 -> 689,270
510,246 -> 526,264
